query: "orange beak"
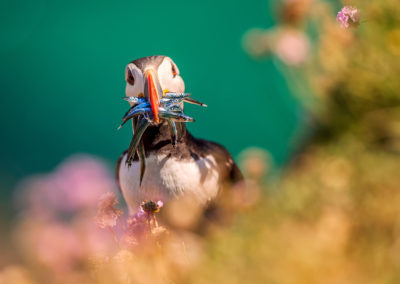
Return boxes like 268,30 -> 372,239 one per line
144,70 -> 161,123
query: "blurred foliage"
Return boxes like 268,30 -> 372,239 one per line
188,0 -> 400,283
2,0 -> 400,283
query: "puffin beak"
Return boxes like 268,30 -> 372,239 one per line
144,69 -> 162,123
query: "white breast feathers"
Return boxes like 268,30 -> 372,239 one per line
118,153 -> 220,212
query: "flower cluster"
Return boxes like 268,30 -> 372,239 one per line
94,194 -> 166,248
336,6 -> 360,29
7,155 -> 202,283
11,155 -> 119,280
94,192 -> 122,229
122,200 -> 166,247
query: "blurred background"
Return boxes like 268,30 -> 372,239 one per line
0,0 -> 300,184
2,0 -> 400,283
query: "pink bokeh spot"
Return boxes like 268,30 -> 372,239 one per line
15,154 -> 117,217
274,29 -> 310,66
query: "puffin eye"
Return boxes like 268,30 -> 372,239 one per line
126,69 -> 135,85
171,64 -> 177,77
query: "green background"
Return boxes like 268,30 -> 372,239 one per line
0,0 -> 301,188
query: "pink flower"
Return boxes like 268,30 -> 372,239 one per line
14,154 -> 117,218
95,192 -> 122,229
50,155 -> 117,212
14,221 -> 83,272
337,6 -> 360,29
98,192 -> 118,210
122,200 -> 165,246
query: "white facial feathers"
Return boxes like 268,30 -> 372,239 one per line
125,63 -> 144,98
124,57 -> 185,98
157,57 -> 185,94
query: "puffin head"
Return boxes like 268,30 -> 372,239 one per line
125,55 -> 185,123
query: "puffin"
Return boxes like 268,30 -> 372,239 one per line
116,55 -> 243,213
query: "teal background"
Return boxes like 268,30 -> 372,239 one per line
0,0 -> 301,188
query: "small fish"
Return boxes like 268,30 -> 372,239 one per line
164,93 -> 191,99
123,97 -> 147,104
167,120 -> 178,147
126,117 -> 151,165
166,105 -> 183,113
160,98 -> 182,105
122,102 -> 150,119
118,107 -> 151,129
120,92 -> 206,183
137,140 -> 146,186
159,104 -> 183,114
183,97 -> 207,107
159,111 -> 195,122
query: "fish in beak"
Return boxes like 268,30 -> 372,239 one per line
119,78 -> 207,183
144,69 -> 163,124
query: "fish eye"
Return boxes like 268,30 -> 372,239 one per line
171,64 -> 177,77
126,68 -> 135,85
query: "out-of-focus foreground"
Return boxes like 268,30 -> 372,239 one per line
2,0 -> 400,283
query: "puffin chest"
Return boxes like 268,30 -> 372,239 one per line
118,153 -> 220,210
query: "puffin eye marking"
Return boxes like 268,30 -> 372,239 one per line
171,64 -> 177,77
126,69 -> 135,85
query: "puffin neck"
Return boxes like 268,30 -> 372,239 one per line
140,121 -> 187,150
